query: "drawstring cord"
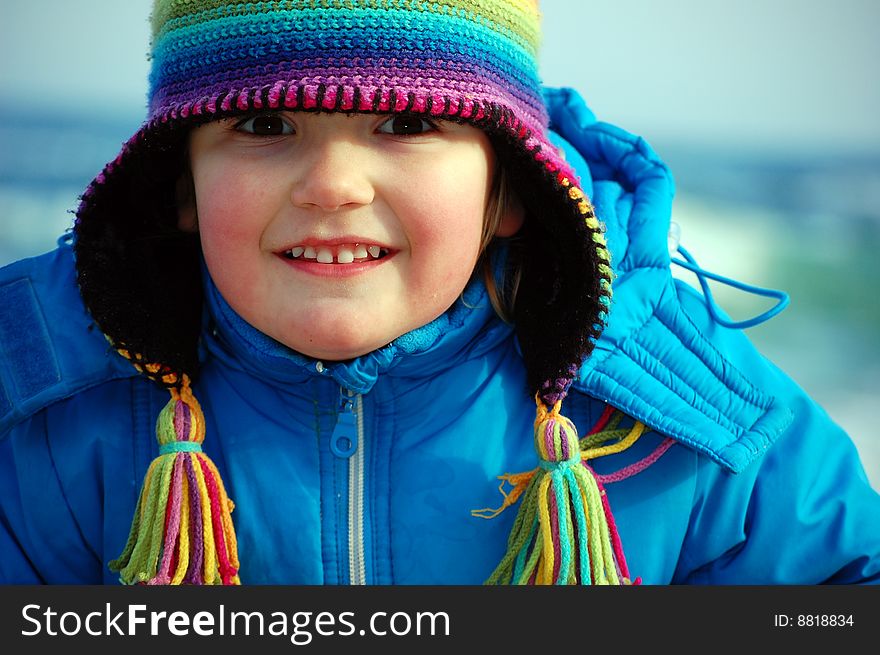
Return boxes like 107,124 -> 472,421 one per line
671,238 -> 790,330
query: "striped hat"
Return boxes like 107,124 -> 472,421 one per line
75,0 -> 627,586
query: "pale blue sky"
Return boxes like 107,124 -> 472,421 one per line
1,0 -> 878,153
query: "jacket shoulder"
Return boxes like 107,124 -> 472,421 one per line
0,242 -> 135,437
576,270 -> 800,474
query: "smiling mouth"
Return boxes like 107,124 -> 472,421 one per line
281,243 -> 391,264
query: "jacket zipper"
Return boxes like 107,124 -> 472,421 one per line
329,388 -> 366,585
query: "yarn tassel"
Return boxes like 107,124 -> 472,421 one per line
473,398 -> 642,585
109,375 -> 240,585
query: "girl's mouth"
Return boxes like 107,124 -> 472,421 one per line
281,243 -> 391,265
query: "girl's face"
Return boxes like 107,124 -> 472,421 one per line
184,111 -> 522,361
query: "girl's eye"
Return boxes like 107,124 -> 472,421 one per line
235,114 -> 294,136
378,114 -> 436,136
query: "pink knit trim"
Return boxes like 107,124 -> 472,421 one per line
284,85 -> 299,108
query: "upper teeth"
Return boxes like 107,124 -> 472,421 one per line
284,244 -> 388,263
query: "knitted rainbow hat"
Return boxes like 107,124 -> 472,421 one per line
74,0 -> 624,585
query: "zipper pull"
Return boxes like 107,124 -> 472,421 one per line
330,389 -> 358,458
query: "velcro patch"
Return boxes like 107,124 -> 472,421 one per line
0,278 -> 62,413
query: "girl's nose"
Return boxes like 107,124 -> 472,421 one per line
289,140 -> 375,212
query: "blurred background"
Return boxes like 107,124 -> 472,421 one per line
1,0 -> 877,488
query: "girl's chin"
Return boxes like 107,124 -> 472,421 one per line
260,306 -> 443,362
294,346 -> 386,363
277,332 -> 394,362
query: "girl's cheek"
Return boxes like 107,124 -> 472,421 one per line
194,167 -> 257,236
195,187 -> 259,268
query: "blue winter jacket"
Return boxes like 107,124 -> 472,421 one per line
1,88 -> 878,584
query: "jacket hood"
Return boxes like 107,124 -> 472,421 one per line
545,87 -> 794,473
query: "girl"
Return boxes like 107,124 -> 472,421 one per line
1,0 -> 878,585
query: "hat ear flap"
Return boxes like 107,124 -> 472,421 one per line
75,125 -> 203,385
493,136 -> 611,398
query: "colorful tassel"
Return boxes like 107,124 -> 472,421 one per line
109,375 -> 240,585
473,399 -> 646,585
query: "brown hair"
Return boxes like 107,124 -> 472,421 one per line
477,164 -> 522,323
